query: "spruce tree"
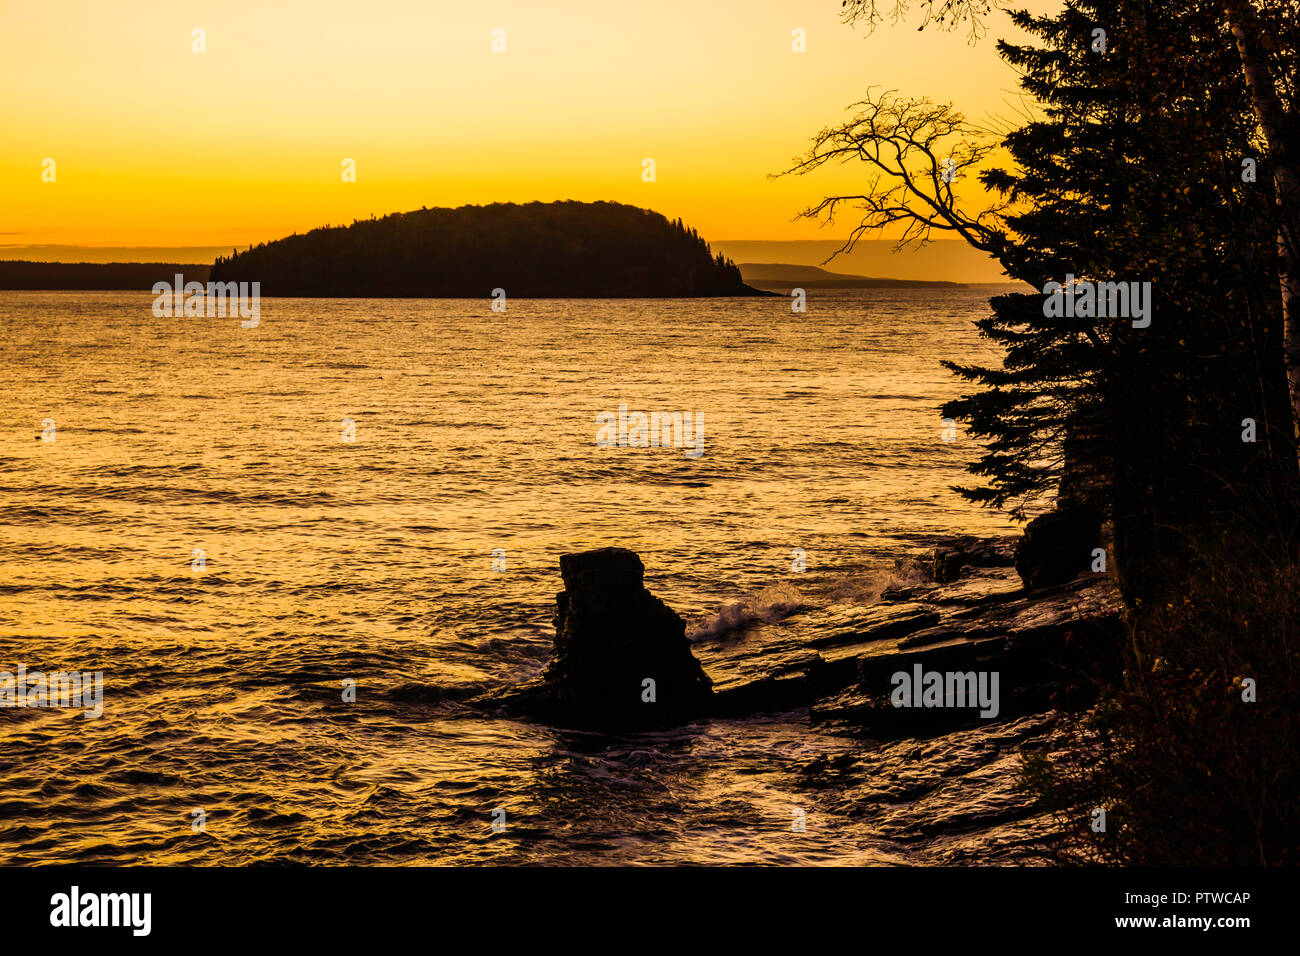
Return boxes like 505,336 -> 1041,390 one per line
941,0 -> 1299,597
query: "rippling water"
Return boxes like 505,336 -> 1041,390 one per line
0,288 -> 1030,865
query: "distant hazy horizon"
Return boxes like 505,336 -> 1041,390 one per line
714,239 -> 1008,284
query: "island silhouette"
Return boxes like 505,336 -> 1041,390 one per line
206,200 -> 763,298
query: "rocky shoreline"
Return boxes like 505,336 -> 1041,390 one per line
485,533 -> 1125,739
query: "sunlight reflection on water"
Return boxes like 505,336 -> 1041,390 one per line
0,288 -> 1028,864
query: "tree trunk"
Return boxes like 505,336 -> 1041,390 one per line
1223,0 -> 1300,452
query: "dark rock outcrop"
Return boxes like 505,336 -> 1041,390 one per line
494,548 -> 713,730
1014,508 -> 1103,590
925,535 -> 1016,583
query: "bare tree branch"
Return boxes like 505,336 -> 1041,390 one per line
772,89 -> 1010,263
840,0 -> 1003,42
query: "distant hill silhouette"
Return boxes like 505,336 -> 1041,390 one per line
208,201 -> 763,297
0,261 -> 210,290
738,263 -> 962,289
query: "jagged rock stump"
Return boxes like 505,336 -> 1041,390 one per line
501,547 -> 713,730
1015,508 -> 1103,590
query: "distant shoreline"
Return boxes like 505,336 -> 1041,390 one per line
744,278 -> 965,290
0,261 -> 1006,294
0,261 -> 212,291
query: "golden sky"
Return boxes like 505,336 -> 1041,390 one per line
0,0 -> 1053,250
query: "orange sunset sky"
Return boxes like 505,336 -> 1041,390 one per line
0,0 -> 1053,257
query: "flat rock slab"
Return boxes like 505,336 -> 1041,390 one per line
693,539 -> 1122,734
